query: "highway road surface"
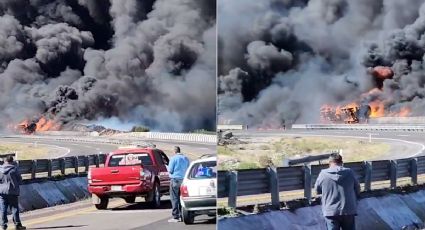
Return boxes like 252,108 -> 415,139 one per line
0,134 -> 216,230
20,197 -> 215,230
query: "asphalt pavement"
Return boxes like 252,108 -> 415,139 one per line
20,197 -> 215,230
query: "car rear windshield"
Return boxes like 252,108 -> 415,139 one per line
188,161 -> 217,179
108,153 -> 153,167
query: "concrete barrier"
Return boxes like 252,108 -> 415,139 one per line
218,190 -> 425,230
116,132 -> 217,143
292,124 -> 425,132
19,176 -> 89,212
217,125 -> 247,130
33,131 -> 217,144
370,117 -> 425,124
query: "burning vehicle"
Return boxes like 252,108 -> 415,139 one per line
320,104 -> 371,124
320,67 -> 410,124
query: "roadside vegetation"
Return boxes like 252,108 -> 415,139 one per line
131,126 -> 150,132
218,136 -> 390,170
0,142 -> 60,160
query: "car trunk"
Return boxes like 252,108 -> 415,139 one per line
187,178 -> 216,197
184,160 -> 217,197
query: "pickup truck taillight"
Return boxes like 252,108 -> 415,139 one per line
180,184 -> 189,197
140,168 -> 151,180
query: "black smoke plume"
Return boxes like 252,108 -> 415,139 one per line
218,0 -> 425,127
0,0 -> 216,132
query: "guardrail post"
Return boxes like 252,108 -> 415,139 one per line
267,166 -> 280,210
411,158 -> 418,185
31,160 -> 37,179
303,164 -> 312,203
364,161 -> 372,191
228,171 -> 238,209
95,155 -> 100,168
74,156 -> 78,174
390,160 -> 398,188
84,156 -> 89,172
47,159 -> 52,178
60,158 -> 65,175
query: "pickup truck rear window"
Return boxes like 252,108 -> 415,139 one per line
108,153 -> 153,167
188,161 -> 217,179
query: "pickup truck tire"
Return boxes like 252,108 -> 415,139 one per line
147,182 -> 161,208
182,207 -> 195,225
125,196 -> 136,203
95,197 -> 109,210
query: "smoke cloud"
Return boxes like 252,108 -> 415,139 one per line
0,0 -> 216,132
218,0 -> 425,127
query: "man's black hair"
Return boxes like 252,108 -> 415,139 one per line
174,146 -> 181,153
329,153 -> 343,165
5,155 -> 14,163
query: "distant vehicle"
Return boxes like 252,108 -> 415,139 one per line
88,146 -> 170,210
180,155 -> 217,224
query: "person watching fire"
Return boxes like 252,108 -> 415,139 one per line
314,153 -> 360,230
0,155 -> 26,230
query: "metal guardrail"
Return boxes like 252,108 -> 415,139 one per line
15,154 -> 107,180
218,156 -> 425,209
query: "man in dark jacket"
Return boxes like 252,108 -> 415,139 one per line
0,156 -> 25,230
314,153 -> 360,230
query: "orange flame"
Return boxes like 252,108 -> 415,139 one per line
16,116 -> 61,134
35,117 -> 60,131
369,101 -> 385,118
371,66 -> 393,79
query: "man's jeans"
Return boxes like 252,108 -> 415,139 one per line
170,178 -> 183,220
325,215 -> 355,230
0,195 -> 21,229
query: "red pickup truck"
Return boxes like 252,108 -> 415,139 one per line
88,147 -> 170,209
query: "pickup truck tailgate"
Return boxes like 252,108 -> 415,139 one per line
90,166 -> 142,186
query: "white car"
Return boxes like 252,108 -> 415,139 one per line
180,155 -> 217,224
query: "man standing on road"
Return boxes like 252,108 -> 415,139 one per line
0,156 -> 26,230
314,153 -> 360,230
167,146 -> 190,223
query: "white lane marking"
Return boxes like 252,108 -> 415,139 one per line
397,134 -> 410,137
275,133 -> 425,157
0,140 -> 70,158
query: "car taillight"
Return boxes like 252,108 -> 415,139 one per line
180,184 -> 189,197
88,170 -> 92,184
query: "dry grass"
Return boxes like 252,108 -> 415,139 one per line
0,142 -> 59,160
219,136 -> 390,170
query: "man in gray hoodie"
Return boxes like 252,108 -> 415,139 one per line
0,156 -> 25,230
314,153 -> 360,230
